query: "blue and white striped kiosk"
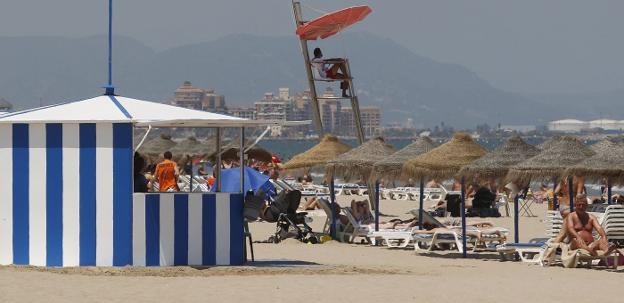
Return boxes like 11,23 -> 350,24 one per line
0,95 -> 266,267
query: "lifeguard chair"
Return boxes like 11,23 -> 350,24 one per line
292,1 -> 371,144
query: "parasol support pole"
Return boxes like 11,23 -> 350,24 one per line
418,178 -> 424,230
374,181 -> 380,232
514,193 -> 519,243
240,127 -> 245,192
329,177 -> 337,240
552,177 -> 559,210
607,178 -> 612,205
461,176 -> 467,258
568,175 -> 574,212
215,128 -> 221,192
292,1 -> 324,138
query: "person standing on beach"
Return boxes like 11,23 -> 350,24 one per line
154,151 -> 180,192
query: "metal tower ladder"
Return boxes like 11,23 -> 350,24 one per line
292,1 -> 366,144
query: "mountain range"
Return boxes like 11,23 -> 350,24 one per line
0,33 -> 621,128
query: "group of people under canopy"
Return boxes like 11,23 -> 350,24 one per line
133,150 -> 282,193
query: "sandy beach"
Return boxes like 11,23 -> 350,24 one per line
1,196 -> 623,303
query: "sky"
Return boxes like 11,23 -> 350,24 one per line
1,0 -> 623,94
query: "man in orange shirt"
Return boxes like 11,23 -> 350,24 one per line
154,151 -> 180,192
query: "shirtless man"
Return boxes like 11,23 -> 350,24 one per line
565,195 -> 615,256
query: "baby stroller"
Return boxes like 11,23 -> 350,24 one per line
244,189 -> 317,244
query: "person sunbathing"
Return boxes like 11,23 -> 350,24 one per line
565,195 -> 616,256
351,199 -> 374,224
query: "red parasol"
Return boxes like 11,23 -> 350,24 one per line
296,6 -> 372,40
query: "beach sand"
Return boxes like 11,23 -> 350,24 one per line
1,196 -> 622,303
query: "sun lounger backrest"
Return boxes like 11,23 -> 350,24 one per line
317,198 -> 334,219
545,210 -> 563,238
603,205 -> 624,240
408,208 -> 446,228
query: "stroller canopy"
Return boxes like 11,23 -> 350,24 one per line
214,166 -> 275,195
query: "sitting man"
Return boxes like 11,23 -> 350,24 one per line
565,194 -> 615,256
310,47 -> 350,97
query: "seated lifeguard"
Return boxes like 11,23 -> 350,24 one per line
310,47 -> 350,97
566,194 -> 615,256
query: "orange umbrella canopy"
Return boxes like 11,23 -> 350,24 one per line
296,6 -> 372,40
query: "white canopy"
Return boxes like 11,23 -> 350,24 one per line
0,95 -> 274,127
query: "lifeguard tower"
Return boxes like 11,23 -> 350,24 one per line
292,1 -> 372,144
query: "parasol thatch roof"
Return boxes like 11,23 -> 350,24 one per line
205,135 -> 274,163
590,136 -> 624,153
458,136 -> 540,181
326,137 -> 396,181
371,136 -> 436,182
567,138 -> 624,184
537,135 -> 561,150
401,133 -> 487,180
507,136 -> 595,184
282,134 -> 352,170
137,133 -> 177,156
170,136 -> 204,157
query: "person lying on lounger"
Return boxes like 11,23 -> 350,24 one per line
565,195 -> 616,256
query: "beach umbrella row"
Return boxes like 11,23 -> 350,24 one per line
281,132 -> 624,247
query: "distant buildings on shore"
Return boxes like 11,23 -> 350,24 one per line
170,81 -> 381,138
171,81 -> 226,113
547,119 -> 624,133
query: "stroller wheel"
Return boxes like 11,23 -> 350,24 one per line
307,236 -> 318,244
268,235 -> 280,244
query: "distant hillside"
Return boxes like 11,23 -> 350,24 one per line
525,89 -> 624,121
0,33 -> 561,127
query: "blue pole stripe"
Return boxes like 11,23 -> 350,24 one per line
108,96 -> 132,119
174,194 -> 189,265
202,194 -> 216,265
113,123 -> 133,266
79,124 -> 97,266
46,124 -> 63,266
229,193 -> 244,265
145,194 -> 160,266
12,124 -> 29,265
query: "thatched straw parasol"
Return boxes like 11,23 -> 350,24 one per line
537,135 -> 561,150
137,133 -> 177,157
458,135 -> 540,181
590,136 -> 624,153
506,136 -> 595,184
371,136 -> 436,182
205,136 -> 273,163
170,136 -> 203,157
326,137 -> 396,181
402,133 -> 487,180
567,138 -> 624,184
282,134 -> 352,170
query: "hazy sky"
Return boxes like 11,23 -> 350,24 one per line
1,0 -> 623,94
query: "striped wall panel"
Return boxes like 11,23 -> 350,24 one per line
132,193 -> 245,266
0,123 -> 245,266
